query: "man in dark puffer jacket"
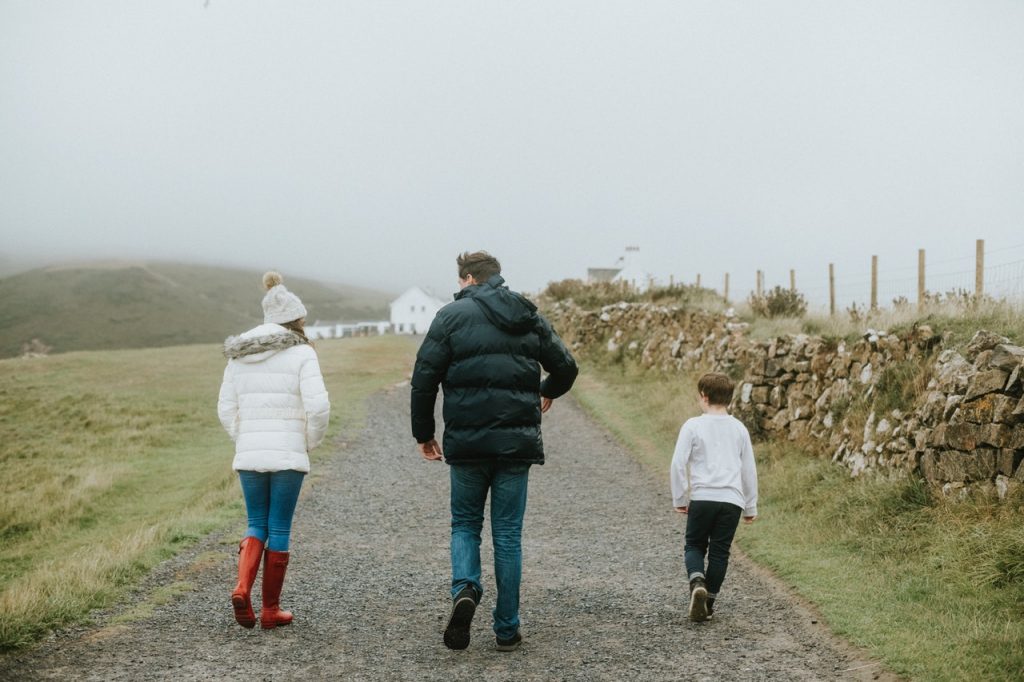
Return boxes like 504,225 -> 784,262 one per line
411,251 -> 578,652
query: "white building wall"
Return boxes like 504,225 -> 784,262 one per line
390,287 -> 446,334
305,323 -> 339,340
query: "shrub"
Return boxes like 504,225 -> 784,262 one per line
847,302 -> 865,323
20,338 -> 52,357
747,286 -> 808,318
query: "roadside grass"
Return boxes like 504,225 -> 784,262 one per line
0,335 -> 416,651
571,362 -> 1024,682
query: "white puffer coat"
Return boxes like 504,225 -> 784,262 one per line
217,323 -> 330,472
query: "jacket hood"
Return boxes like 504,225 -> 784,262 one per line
224,323 -> 307,363
455,275 -> 538,335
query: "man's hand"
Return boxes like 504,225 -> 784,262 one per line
541,397 -> 553,414
417,439 -> 443,461
743,515 -> 756,524
675,506 -> 688,514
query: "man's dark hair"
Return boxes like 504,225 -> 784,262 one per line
457,251 -> 501,282
697,372 -> 735,407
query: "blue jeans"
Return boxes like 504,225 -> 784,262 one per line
684,500 -> 743,596
238,470 -> 305,552
449,462 -> 531,640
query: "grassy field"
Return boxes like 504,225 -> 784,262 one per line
0,334 -> 417,651
572,362 -> 1024,682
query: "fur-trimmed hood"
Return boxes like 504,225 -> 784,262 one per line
223,323 -> 308,363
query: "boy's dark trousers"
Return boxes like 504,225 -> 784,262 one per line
684,500 -> 743,595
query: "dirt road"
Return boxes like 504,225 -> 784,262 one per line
2,386 -> 889,681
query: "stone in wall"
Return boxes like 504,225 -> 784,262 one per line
921,449 -> 998,482
965,369 -> 1011,401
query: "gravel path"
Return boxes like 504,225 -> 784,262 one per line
3,386 -> 892,681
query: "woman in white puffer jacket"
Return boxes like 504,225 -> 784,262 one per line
217,271 -> 330,630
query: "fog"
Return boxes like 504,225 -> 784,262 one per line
2,1 -> 1022,305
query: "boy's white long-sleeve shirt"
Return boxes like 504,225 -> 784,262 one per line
670,414 -> 758,517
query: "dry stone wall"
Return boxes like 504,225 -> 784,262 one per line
545,300 -> 1024,498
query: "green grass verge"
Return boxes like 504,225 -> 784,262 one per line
0,334 -> 416,651
572,362 -> 1024,682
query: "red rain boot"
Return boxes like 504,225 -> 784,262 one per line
231,537 -> 264,628
260,549 -> 293,629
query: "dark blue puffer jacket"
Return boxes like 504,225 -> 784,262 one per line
410,275 -> 579,465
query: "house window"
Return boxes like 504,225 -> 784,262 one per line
421,306 -> 425,312
410,305 -> 415,313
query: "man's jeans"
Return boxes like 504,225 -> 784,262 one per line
449,461 -> 531,640
684,500 -> 743,595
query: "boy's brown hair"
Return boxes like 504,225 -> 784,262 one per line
457,251 -> 501,282
698,372 -> 735,406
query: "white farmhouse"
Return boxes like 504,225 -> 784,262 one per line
613,246 -> 654,292
390,286 -> 447,334
305,320 -> 391,340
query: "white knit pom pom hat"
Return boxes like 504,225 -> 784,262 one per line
261,271 -> 308,324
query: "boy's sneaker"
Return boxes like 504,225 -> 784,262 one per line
443,586 -> 478,650
688,577 -> 709,622
495,631 -> 522,652
706,597 -> 715,620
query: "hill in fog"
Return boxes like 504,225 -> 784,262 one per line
0,261 -> 394,358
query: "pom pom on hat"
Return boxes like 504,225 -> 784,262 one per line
260,271 -> 307,324
263,271 -> 284,290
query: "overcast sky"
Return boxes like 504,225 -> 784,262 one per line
1,1 -> 1022,306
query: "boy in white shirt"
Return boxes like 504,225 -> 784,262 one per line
670,372 -> 759,622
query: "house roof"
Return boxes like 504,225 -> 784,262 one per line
390,286 -> 447,309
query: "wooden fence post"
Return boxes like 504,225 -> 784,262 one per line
976,239 -> 985,298
789,269 -> 796,292
696,273 -> 701,288
870,255 -> 878,311
756,270 -> 763,297
724,273 -> 730,303
918,249 -> 925,310
829,263 -> 835,317
669,274 -> 674,288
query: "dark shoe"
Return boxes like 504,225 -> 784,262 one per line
706,597 -> 715,620
231,537 -> 264,628
443,586 -> 478,650
688,577 -> 708,622
495,631 -> 522,652
260,550 -> 293,629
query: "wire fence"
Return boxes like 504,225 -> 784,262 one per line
666,240 -> 1024,313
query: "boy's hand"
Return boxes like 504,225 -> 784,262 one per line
417,439 -> 443,461
541,397 -> 553,414
675,506 -> 688,514
743,515 -> 756,524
